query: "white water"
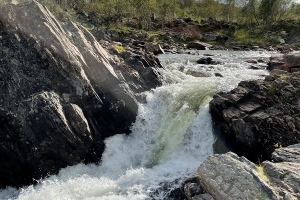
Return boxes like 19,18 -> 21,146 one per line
0,50 -> 280,200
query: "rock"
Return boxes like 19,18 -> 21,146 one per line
197,57 -> 222,65
214,73 -> 223,77
197,152 -> 278,200
271,143 -> 300,163
186,69 -> 208,77
209,73 -> 300,161
144,42 -> 165,55
263,161 -> 300,200
198,145 -> 300,200
284,51 -> 300,72
0,1 -> 161,188
245,59 -> 258,64
187,42 -> 212,50
192,193 -> 214,200
184,183 -> 203,200
201,33 -> 217,42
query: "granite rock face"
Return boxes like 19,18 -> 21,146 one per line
198,152 -> 278,200
198,144 -> 300,200
0,1 -> 161,188
209,70 -> 300,161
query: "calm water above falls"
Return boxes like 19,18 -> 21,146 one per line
0,50 -> 280,200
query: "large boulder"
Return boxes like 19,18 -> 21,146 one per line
198,152 -> 278,200
284,51 -> 300,72
198,144 -> 300,200
267,56 -> 285,70
209,71 -> 300,161
0,0 -> 161,188
270,51 -> 300,72
187,41 -> 212,50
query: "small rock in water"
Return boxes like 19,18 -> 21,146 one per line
214,73 -> 223,77
245,59 -> 258,64
203,54 -> 214,56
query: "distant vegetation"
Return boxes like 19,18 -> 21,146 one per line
37,0 -> 300,45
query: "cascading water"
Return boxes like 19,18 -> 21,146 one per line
0,50 -> 280,200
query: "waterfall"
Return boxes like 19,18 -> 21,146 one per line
0,50 -> 279,200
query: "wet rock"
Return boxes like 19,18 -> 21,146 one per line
184,182 -> 204,200
197,57 -> 222,65
0,1 -> 161,188
209,73 -> 300,161
245,59 -> 258,64
186,70 -> 208,77
214,73 -> 223,77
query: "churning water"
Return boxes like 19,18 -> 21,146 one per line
0,50 -> 280,200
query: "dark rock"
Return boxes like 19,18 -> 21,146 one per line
209,73 -> 300,161
144,42 -> 165,55
0,1 -> 161,188
201,33 -> 217,42
197,57 -> 222,65
268,56 -> 285,70
214,73 -> 223,77
184,182 -> 204,200
245,59 -> 258,64
283,51 -> 300,72
187,42 -> 212,50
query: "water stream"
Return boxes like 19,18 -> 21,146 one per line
0,50 -> 280,200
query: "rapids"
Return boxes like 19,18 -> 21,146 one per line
0,50 -> 280,200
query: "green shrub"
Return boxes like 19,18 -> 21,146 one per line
113,44 -> 125,53
233,28 -> 264,45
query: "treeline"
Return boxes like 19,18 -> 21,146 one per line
41,0 -> 300,28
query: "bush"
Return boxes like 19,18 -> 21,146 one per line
233,28 -> 264,45
113,44 -> 125,53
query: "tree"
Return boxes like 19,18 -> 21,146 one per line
222,0 -> 236,22
241,0 -> 259,25
258,0 -> 291,27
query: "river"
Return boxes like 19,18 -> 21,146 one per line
0,50 -> 280,200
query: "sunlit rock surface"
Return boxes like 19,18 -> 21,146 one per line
198,144 -> 300,200
0,0 -> 161,188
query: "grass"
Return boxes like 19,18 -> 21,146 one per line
233,28 -> 264,45
113,44 -> 125,53
256,165 -> 271,183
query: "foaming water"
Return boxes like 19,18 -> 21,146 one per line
0,50 -> 280,200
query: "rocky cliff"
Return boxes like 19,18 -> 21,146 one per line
203,52 -> 300,200
0,0 -> 161,188
210,69 -> 300,161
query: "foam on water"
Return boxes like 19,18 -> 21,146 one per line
0,50 -> 280,200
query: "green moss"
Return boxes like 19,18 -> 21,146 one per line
266,84 -> 276,95
113,44 -> 125,53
